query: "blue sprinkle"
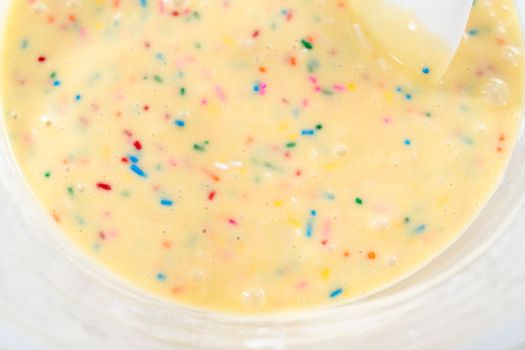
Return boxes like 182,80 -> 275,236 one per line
253,84 -> 260,92
53,80 -> 61,87
404,139 -> 412,146
175,119 -> 186,127
405,93 -> 412,100
301,129 -> 315,136
75,94 -> 82,101
156,273 -> 167,281
156,52 -> 165,61
310,210 -> 317,217
422,67 -> 430,74
130,164 -> 147,178
415,224 -> 427,234
306,221 -> 313,238
329,288 -> 343,298
21,39 -> 29,50
129,155 -> 139,163
160,199 -> 174,207
395,86 -> 403,93
468,28 -> 479,36
140,0 -> 148,7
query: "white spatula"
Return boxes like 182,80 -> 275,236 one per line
349,0 -> 473,81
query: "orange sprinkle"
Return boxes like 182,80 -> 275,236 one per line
202,168 -> 221,182
51,211 -> 61,223
259,66 -> 267,73
162,241 -> 173,249
368,252 -> 376,260
290,56 -> 297,66
171,286 -> 185,294
343,250 -> 350,257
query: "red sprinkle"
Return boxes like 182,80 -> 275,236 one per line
38,56 -> 46,62
96,182 -> 112,191
208,191 -> 216,201
133,140 -> 143,150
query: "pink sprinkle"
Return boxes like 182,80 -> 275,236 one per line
333,84 -> 345,91
296,280 -> 309,289
383,116 -> 392,124
322,219 -> 331,244
215,86 -> 227,101
228,218 -> 238,226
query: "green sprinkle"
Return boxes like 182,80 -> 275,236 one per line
404,217 -> 411,224
180,87 -> 186,96
355,197 -> 363,205
154,75 -> 163,83
286,142 -> 297,148
50,72 -> 57,79
316,124 -> 323,130
44,171 -> 51,178
307,59 -> 319,73
301,39 -> 313,50
67,187 -> 74,196
193,140 -> 209,152
251,158 -> 282,172
322,88 -> 334,96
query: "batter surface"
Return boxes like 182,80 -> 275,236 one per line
2,0 -> 524,313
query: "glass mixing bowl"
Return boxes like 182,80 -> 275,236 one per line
1,2 -> 524,349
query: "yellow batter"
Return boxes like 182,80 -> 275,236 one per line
1,0 -> 524,313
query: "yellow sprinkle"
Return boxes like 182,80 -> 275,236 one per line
223,37 -> 235,47
347,82 -> 357,91
207,103 -> 219,115
384,90 -> 395,102
274,200 -> 283,207
287,133 -> 298,141
102,145 -> 110,161
321,268 -> 331,280
323,161 -> 338,171
277,121 -> 290,131
438,195 -> 449,207
288,217 -> 300,228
